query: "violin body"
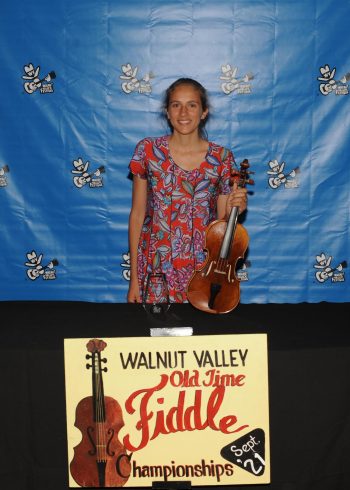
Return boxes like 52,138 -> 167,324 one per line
187,219 -> 249,314
187,159 -> 253,314
70,339 -> 131,487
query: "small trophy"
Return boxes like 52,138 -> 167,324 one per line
142,272 -> 170,315
142,272 -> 192,337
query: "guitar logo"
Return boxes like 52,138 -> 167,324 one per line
25,250 -> 59,281
220,64 -> 254,95
317,64 -> 349,96
119,63 -> 153,95
71,158 -> 105,188
120,251 -> 131,281
267,159 -> 299,189
314,253 -> 347,283
22,63 -> 56,95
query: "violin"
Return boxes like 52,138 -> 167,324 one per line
70,338 -> 131,487
187,159 -> 254,314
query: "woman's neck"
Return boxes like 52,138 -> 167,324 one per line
168,133 -> 209,171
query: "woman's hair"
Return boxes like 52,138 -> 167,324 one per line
162,78 -> 210,139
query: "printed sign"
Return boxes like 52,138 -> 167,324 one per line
64,334 -> 270,487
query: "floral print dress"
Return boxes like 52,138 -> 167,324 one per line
129,135 -> 234,303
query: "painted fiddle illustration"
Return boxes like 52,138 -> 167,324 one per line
70,338 -> 131,487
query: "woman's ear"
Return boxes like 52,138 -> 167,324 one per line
201,109 -> 209,120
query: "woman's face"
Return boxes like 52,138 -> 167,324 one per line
166,84 -> 208,137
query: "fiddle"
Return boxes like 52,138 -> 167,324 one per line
187,159 -> 254,314
70,338 -> 131,487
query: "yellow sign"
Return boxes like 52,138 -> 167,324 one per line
64,334 -> 270,487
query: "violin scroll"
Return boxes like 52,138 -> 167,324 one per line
230,159 -> 255,189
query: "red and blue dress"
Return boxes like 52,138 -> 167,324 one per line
129,135 -> 234,303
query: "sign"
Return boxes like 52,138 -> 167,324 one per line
64,334 -> 270,487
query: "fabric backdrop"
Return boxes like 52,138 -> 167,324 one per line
1,0 -> 349,303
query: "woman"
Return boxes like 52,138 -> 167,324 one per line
127,78 -> 247,303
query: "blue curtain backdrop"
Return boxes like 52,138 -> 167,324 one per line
0,0 -> 349,303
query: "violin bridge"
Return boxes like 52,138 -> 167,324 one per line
213,269 -> 227,275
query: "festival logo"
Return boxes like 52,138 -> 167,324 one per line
317,64 -> 349,96
219,64 -> 254,95
65,334 -> 270,487
267,159 -> 299,189
314,252 -> 347,283
22,62 -> 56,95
0,164 -> 9,187
236,260 -> 251,282
119,63 -> 153,95
71,157 -> 105,189
25,250 -> 59,280
121,251 -> 131,281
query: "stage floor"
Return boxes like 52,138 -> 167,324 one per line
1,301 -> 350,490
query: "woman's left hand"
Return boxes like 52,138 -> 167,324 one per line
226,181 -> 248,216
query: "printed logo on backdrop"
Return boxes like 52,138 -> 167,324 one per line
317,64 -> 349,96
236,260 -> 251,282
0,164 -> 9,187
121,251 -> 131,281
267,159 -> 299,189
25,250 -> 59,281
119,63 -> 153,95
71,158 -> 105,189
220,65 -> 254,95
22,63 -> 56,95
314,253 -> 347,283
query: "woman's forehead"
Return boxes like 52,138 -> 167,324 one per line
169,84 -> 201,101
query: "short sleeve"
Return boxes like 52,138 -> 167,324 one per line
218,148 -> 235,195
128,138 -> 148,179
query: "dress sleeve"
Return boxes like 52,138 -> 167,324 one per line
128,138 -> 148,179
218,148 -> 235,195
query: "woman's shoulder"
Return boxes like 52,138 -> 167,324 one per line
135,135 -> 169,148
208,141 -> 234,163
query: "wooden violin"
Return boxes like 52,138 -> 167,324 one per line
70,338 -> 131,487
187,159 -> 254,314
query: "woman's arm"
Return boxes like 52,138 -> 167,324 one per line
127,176 -> 147,303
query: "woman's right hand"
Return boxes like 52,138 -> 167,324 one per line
127,279 -> 142,303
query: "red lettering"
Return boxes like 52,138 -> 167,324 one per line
123,380 -> 248,452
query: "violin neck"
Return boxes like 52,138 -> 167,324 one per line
92,352 -> 106,422
219,206 -> 239,259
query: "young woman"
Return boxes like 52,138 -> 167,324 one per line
127,78 -> 247,303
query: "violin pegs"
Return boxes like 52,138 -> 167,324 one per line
86,363 -> 92,369
101,357 -> 107,363
86,354 -> 92,359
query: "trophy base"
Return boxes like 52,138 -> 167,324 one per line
143,304 -> 193,337
150,326 -> 193,337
